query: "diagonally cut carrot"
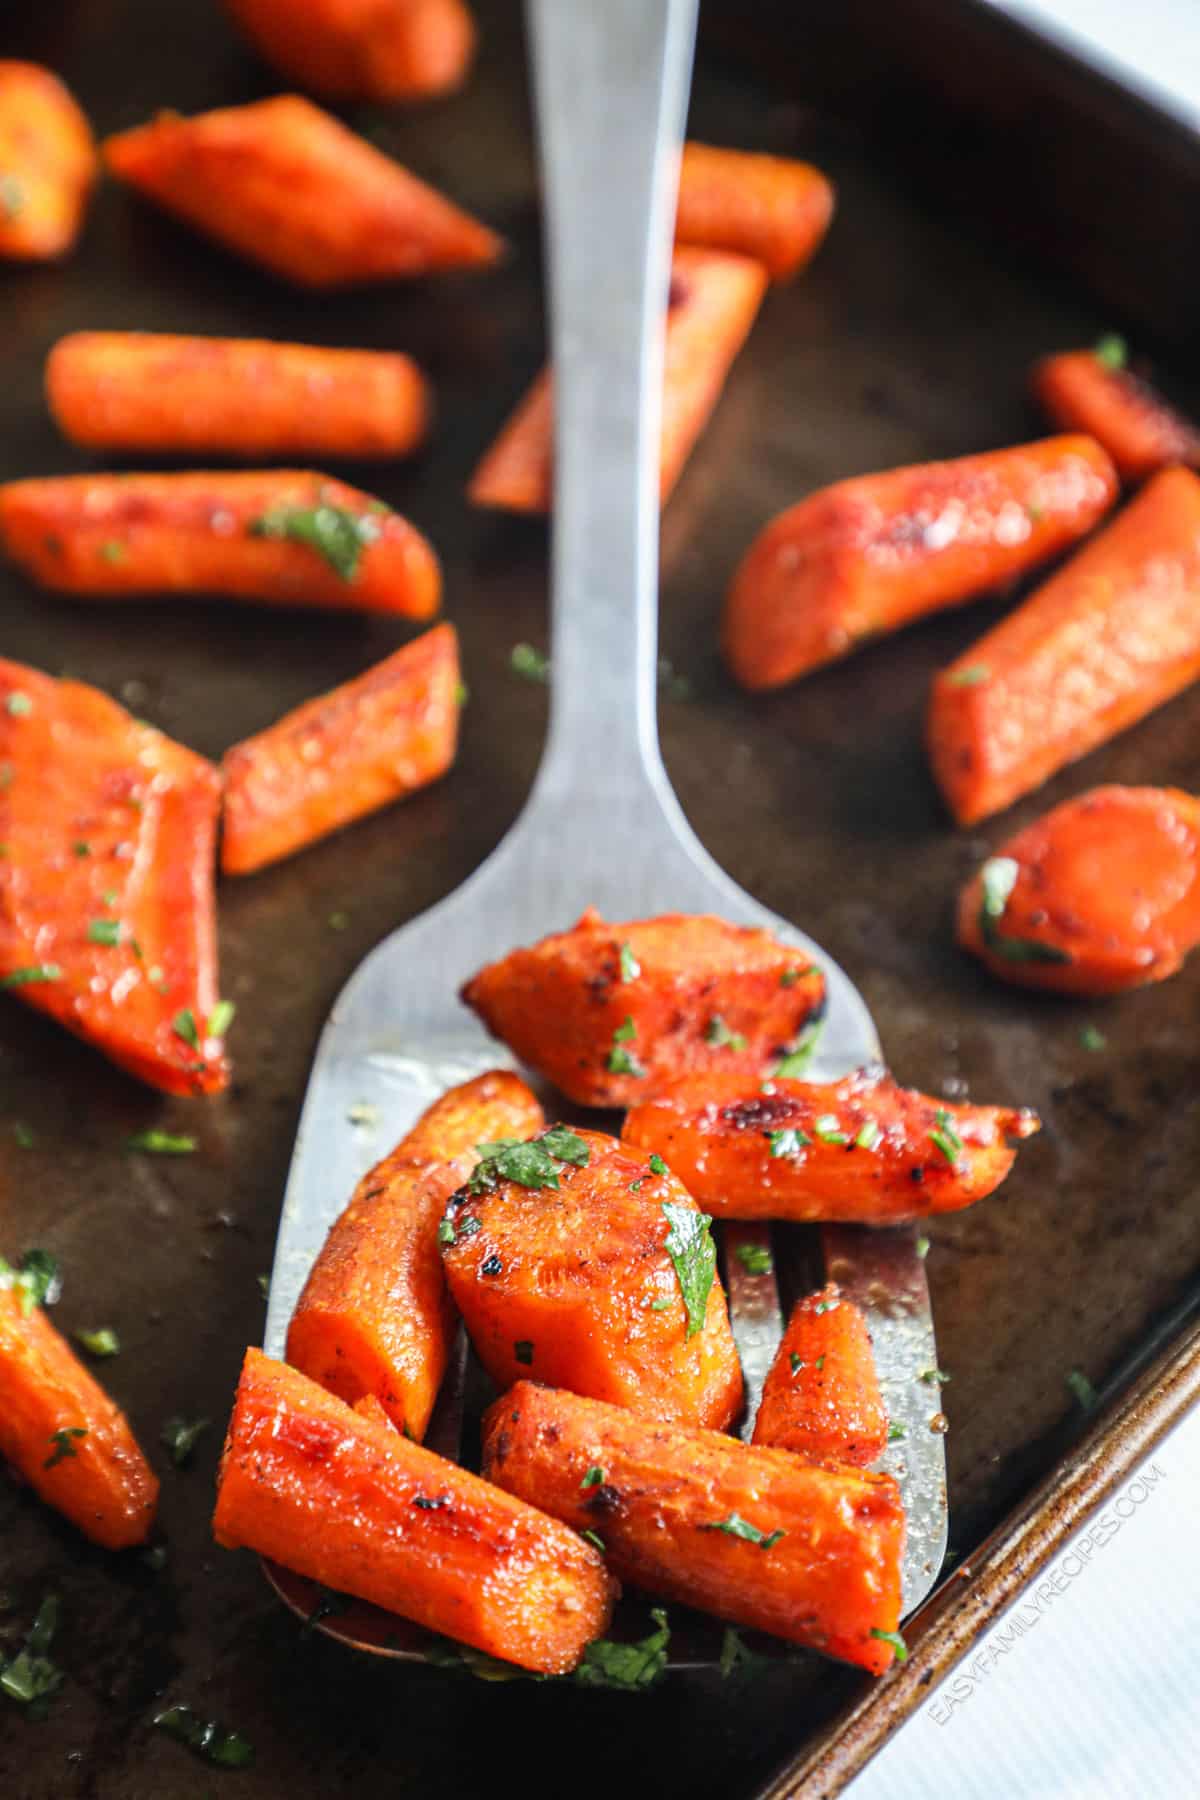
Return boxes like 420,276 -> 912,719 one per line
103,95 -> 502,288
0,471 -> 440,618
0,62 -> 96,262
675,142 -> 834,281
752,1284 -> 888,1466
1032,343 -> 1200,484
928,466 -> 1200,825
214,1350 -> 616,1674
225,0 -> 476,102
468,246 -> 767,513
46,332 -> 431,460
0,658 -> 226,1096
221,623 -> 460,874
723,436 -> 1118,690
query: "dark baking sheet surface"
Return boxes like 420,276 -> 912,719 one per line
2,3 -> 1199,1797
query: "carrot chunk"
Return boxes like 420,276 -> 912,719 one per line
103,95 -> 501,288
0,1275 -> 158,1549
0,471 -> 440,618
221,623 -> 460,874
46,332 -> 431,460
225,0 -> 476,101
0,62 -> 96,261
958,785 -> 1200,994
928,466 -> 1200,826
287,1070 -> 544,1439
752,1284 -> 888,1466
1032,342 -> 1200,485
723,436 -> 1118,690
675,143 -> 834,281
483,1381 -> 905,1673
214,1350 -> 616,1674
0,659 -> 226,1096
461,907 -> 824,1107
441,1126 -> 743,1429
468,246 -> 767,512
622,1070 -> 1038,1224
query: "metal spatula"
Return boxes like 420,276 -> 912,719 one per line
262,0 -> 947,1664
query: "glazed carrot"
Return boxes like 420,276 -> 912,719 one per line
723,435 -> 1118,691
0,63 -> 96,261
622,1070 -> 1039,1223
958,786 -> 1200,994
221,624 -> 460,874
928,467 -> 1200,826
103,96 -> 501,288
225,0 -> 476,101
287,1070 -> 543,1438
483,1381 -> 905,1673
461,907 -> 824,1108
0,471 -> 440,618
469,246 -> 767,513
214,1350 -> 616,1674
675,143 -> 834,281
441,1127 -> 743,1429
1032,340 -> 1200,485
46,332 -> 431,460
0,659 -> 227,1097
752,1285 -> 888,1466
0,1274 -> 158,1549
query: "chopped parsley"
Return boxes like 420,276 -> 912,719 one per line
0,175 -> 25,221
734,1243 -> 773,1276
5,692 -> 32,717
75,1327 -> 120,1358
1066,1369 -> 1097,1410
719,1627 -> 770,1678
329,910 -> 349,931
915,1235 -> 931,1259
172,1008 -> 200,1050
44,1427 -> 86,1470
814,1114 -> 848,1145
1079,1025 -> 1107,1052
815,1355 -> 825,1372
513,1340 -> 534,1366
161,1415 -> 210,1467
870,1628 -> 908,1664
705,1015 -> 747,1052
855,1119 -> 882,1150
919,1368 -> 951,1386
257,1274 -> 270,1299
607,1017 -> 646,1078
581,1529 -> 605,1552
574,1609 -> 670,1690
978,856 -> 1071,964
1093,333 -> 1128,371
249,499 -> 382,581
701,1512 -> 785,1550
648,1153 -> 668,1176
509,643 -> 550,683
127,1129 -> 196,1155
1,964 -> 61,987
0,1249 -> 61,1316
779,965 -> 812,987
774,1017 -> 824,1078
207,999 -> 235,1038
72,841 -> 91,858
12,1123 -> 33,1149
467,1127 -> 589,1197
347,1102 -> 378,1127
661,1201 -> 716,1339
928,1108 -> 963,1167
153,1704 -> 254,1768
649,1296 -> 672,1311
87,918 -> 121,946
618,942 -> 640,982
767,1126 -> 809,1158
100,541 -> 126,564
790,1353 -> 804,1374
888,1422 -> 907,1442
580,1466 -> 605,1490
946,664 -> 990,687
0,1595 -> 62,1715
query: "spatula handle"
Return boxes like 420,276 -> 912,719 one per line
525,0 -> 698,814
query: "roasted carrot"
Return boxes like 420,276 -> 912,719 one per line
441,1126 -> 743,1429
468,246 -> 767,513
484,1381 -> 905,1672
0,471 -> 440,618
928,467 -> 1200,826
675,143 -> 834,282
0,62 -> 96,261
0,1271 -> 158,1549
103,95 -> 501,288
622,1069 -> 1039,1223
752,1285 -> 888,1466
214,1350 -> 616,1674
958,786 -> 1200,994
0,659 -> 227,1097
46,331 -> 431,460
221,624 -> 460,874
463,908 -> 824,1109
225,0 -> 476,101
1032,340 -> 1200,485
723,435 -> 1118,691
287,1069 -> 544,1438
